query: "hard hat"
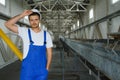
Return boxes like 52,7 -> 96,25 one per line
31,9 -> 42,19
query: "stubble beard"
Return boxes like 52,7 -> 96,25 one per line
31,24 -> 39,29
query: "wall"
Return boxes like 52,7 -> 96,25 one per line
95,0 -> 108,20
0,0 -> 26,68
70,0 -> 120,39
109,0 -> 120,14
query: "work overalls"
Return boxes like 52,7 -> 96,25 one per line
20,29 -> 48,80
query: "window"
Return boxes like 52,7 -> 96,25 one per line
89,8 -> 93,19
42,25 -> 47,30
0,0 -> 5,6
77,20 -> 79,27
73,24 -> 75,30
65,30 -> 69,34
24,16 -> 29,24
112,0 -> 119,4
24,16 -> 28,20
71,24 -> 75,30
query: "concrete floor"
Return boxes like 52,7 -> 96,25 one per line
0,48 -> 96,80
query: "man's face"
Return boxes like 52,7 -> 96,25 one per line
29,15 -> 40,28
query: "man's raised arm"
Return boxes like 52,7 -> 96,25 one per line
4,10 -> 33,33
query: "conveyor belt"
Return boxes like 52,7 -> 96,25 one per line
60,38 -> 120,80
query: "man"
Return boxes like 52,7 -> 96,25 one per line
4,9 -> 53,80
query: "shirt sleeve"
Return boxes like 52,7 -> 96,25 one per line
46,31 -> 53,48
18,26 -> 27,38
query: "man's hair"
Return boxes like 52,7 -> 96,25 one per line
28,12 -> 41,20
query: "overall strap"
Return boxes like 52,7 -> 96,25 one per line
28,29 -> 34,44
44,31 -> 46,45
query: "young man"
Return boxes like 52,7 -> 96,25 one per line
4,9 -> 53,80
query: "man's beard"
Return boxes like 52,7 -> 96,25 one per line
31,24 -> 39,28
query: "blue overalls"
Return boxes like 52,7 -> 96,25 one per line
20,29 -> 48,80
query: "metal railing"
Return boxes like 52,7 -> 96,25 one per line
0,28 -> 23,61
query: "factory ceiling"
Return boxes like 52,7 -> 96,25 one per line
24,0 -> 90,34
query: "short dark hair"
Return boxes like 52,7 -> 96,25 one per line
28,12 -> 40,20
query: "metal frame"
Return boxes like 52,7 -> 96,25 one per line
25,0 -> 89,12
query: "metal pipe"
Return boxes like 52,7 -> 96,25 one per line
0,28 -> 23,61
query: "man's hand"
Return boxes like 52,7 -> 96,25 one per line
46,48 -> 52,71
20,10 -> 33,18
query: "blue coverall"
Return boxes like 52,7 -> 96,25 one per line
20,29 -> 48,80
